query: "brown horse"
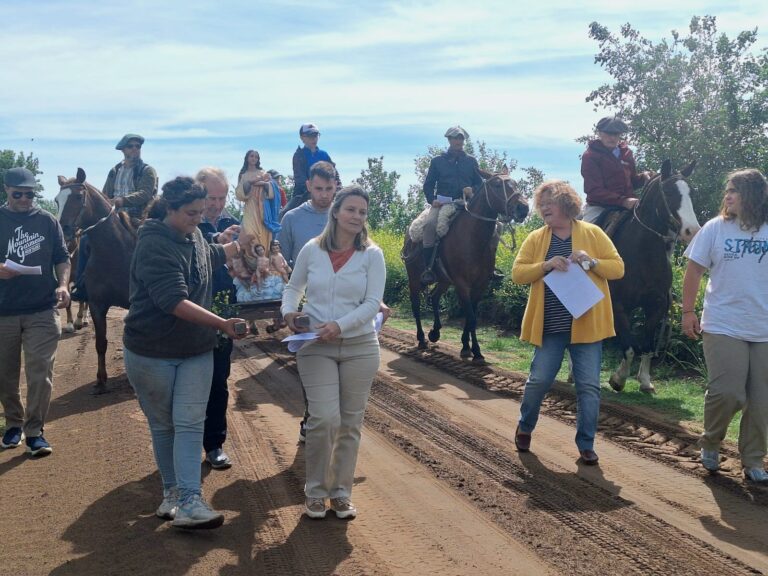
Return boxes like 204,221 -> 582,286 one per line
56,168 -> 135,393
62,236 -> 89,333
403,170 -> 529,361
607,159 -> 700,393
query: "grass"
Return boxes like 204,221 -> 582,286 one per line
386,314 -> 741,443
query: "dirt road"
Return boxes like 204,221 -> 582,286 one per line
1,312 -> 766,575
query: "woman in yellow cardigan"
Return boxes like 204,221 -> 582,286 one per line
512,180 -> 624,464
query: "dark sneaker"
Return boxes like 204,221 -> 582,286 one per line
700,448 -> 720,472
744,468 -> 768,484
514,425 -> 531,452
1,427 -> 24,449
26,435 -> 52,457
579,449 -> 600,465
206,448 -> 232,470
298,419 -> 307,444
172,494 -> 224,529
330,497 -> 357,519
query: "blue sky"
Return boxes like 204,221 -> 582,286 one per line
1,0 -> 766,201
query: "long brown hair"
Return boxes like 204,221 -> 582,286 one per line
316,185 -> 371,252
720,168 -> 768,232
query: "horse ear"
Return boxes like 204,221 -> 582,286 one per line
680,160 -> 697,178
660,160 -> 672,180
76,168 -> 86,183
57,175 -> 67,185
501,164 -> 509,175
478,167 -> 493,180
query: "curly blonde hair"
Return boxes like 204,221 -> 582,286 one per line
533,180 -> 582,220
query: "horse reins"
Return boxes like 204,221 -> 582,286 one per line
630,175 -> 682,243
66,184 -> 116,236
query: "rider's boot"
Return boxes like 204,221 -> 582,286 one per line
420,246 -> 437,285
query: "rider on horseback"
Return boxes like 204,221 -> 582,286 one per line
420,126 -> 483,284
71,134 -> 158,302
580,116 -> 651,226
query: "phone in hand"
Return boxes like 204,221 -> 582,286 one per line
294,315 -> 310,328
233,321 -> 248,336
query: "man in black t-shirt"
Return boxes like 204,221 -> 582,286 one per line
0,168 -> 70,457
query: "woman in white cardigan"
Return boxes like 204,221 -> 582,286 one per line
281,185 -> 386,520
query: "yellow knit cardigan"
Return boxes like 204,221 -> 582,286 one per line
512,220 -> 624,347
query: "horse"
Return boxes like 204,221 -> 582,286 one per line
62,235 -> 89,333
403,169 -> 529,362
56,168 -> 135,393
606,159 -> 701,393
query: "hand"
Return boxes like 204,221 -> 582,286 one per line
682,312 -> 701,340
315,321 -> 341,341
218,224 -> 241,244
238,232 -> 254,250
0,263 -> 21,280
621,197 -> 639,210
113,197 -> 125,208
284,312 -> 309,334
543,255 -> 569,273
55,287 -> 70,309
569,250 -> 595,269
221,317 -> 248,340
379,302 -> 392,326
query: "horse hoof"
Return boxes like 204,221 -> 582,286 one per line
472,356 -> 486,365
63,324 -> 75,333
90,383 -> 109,396
609,376 -> 625,393
417,341 -> 428,350
460,349 -> 472,359
428,330 -> 440,343
640,386 -> 656,395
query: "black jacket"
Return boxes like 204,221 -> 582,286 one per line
422,150 -> 483,204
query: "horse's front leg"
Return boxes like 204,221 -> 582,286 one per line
89,303 -> 110,394
609,305 -> 634,392
637,301 -> 667,394
410,287 -> 427,350
63,302 -> 75,334
459,298 -> 475,360
468,299 -> 484,363
74,302 -> 89,330
427,286 -> 443,343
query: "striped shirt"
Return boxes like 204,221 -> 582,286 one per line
543,234 -> 573,334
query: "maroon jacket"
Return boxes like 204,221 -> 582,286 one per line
581,140 -> 645,207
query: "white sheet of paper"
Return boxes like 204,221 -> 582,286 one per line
374,312 -> 384,333
2,260 -> 42,275
436,195 -> 453,205
543,262 -> 604,319
281,332 -> 319,353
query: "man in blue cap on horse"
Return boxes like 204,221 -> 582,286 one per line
421,125 -> 483,284
71,133 -> 158,302
581,116 -> 651,225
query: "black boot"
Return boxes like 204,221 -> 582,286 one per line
420,246 -> 437,285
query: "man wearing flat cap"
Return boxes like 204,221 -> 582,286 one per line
0,167 -> 70,457
420,125 -> 483,284
72,134 -> 158,301
581,115 -> 651,223
283,123 -> 341,217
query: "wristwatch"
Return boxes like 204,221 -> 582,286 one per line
581,258 -> 598,271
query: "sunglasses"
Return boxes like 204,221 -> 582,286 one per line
11,191 -> 36,199
124,143 -> 142,149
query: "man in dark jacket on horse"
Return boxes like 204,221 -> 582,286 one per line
72,134 -> 158,302
420,126 -> 483,284
581,116 -> 650,225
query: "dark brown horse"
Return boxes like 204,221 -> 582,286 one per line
607,160 -> 700,393
403,170 -> 529,361
56,168 -> 135,393
62,236 -> 89,333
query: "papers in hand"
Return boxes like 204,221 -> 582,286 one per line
436,195 -> 453,205
374,312 -> 384,333
2,260 -> 42,275
281,332 -> 319,353
542,262 -> 604,319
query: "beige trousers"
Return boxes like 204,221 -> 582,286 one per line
296,332 -> 380,499
701,332 -> 768,468
0,308 -> 61,437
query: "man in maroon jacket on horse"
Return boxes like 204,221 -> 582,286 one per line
581,116 -> 651,224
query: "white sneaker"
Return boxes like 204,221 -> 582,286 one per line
304,497 -> 327,519
330,497 -> 357,519
744,468 -> 768,484
700,448 -> 720,472
156,487 -> 179,520
172,494 -> 224,529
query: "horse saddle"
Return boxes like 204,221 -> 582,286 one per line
595,207 -> 632,239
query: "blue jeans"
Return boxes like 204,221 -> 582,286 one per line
124,348 -> 213,500
518,332 -> 602,451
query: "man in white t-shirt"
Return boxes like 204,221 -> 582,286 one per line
682,168 -> 768,484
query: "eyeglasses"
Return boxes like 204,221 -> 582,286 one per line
124,143 -> 142,149
11,191 -> 36,199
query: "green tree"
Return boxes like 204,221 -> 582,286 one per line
587,16 -> 768,219
354,156 -> 401,230
1,150 -> 43,203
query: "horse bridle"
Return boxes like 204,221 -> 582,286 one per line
631,175 -> 683,242
62,183 -> 116,236
464,175 -> 522,224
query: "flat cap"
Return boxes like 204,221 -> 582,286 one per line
4,167 -> 37,188
444,126 -> 469,139
596,116 -> 628,134
300,123 -> 320,136
116,133 -> 145,150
